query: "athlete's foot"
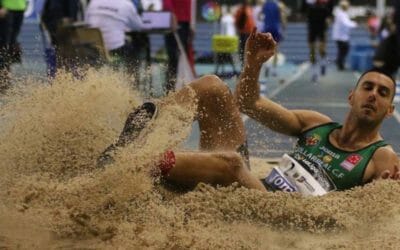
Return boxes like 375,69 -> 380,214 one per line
97,102 -> 158,167
116,102 -> 157,147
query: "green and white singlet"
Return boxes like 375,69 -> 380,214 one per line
264,122 -> 387,195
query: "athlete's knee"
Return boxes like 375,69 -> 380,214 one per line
216,152 -> 246,180
201,74 -> 223,83
201,75 -> 226,89
196,75 -> 231,99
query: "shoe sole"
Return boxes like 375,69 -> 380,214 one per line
116,102 -> 157,146
97,102 -> 158,168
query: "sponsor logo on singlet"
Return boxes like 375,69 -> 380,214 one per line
292,150 -> 337,192
340,154 -> 363,171
305,133 -> 321,146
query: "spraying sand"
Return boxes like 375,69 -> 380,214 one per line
1,69 -> 400,249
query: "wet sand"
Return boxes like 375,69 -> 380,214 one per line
1,69 -> 400,249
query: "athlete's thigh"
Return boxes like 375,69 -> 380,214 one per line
179,75 -> 246,151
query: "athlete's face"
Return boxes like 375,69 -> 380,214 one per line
348,72 -> 395,124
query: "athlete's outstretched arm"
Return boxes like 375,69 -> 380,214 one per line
235,29 -> 331,136
367,146 -> 400,181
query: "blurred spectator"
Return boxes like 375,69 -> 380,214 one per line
0,0 -> 26,92
162,0 -> 194,93
253,0 -> 264,32
41,0 -> 83,48
378,14 -> 393,41
302,0 -> 333,82
234,0 -> 255,67
220,5 -> 236,36
394,1 -> 400,39
262,0 -> 281,43
86,0 -> 145,51
41,0 -> 84,73
366,9 -> 379,42
277,0 -> 289,30
3,0 -> 27,65
215,5 -> 238,77
373,10 -> 399,77
394,0 -> 400,75
332,0 -> 357,71
373,32 -> 399,77
126,0 -> 152,89
261,0 -> 282,77
85,0 -> 146,80
0,2 -> 9,91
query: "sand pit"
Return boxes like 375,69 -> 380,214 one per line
1,69 -> 400,249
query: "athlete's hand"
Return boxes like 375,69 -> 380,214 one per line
244,28 -> 276,68
380,165 -> 400,180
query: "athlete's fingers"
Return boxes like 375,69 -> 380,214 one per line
249,27 -> 257,42
264,32 -> 272,40
258,33 -> 272,48
394,165 -> 400,179
390,165 -> 400,179
266,34 -> 276,47
380,170 -> 390,179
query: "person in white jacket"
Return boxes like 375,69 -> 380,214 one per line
85,0 -> 147,86
85,0 -> 146,60
220,5 -> 236,37
332,0 -> 357,71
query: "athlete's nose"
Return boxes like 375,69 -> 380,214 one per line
367,88 -> 377,102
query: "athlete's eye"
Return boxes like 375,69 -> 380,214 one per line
379,87 -> 390,97
363,84 -> 373,91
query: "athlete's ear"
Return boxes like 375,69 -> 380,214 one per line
385,104 -> 395,118
348,89 -> 354,106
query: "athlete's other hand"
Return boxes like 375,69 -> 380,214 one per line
380,165 -> 400,180
244,28 -> 276,68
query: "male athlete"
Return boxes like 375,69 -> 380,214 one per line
99,29 -> 400,195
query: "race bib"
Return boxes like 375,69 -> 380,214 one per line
263,154 -> 329,196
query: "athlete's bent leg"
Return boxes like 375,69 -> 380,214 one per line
173,75 -> 246,151
156,75 -> 263,190
164,151 -> 266,192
